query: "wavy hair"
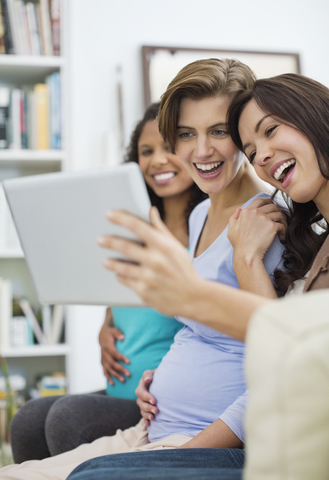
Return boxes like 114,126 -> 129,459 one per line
227,73 -> 329,293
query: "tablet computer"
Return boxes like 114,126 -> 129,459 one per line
3,162 -> 151,306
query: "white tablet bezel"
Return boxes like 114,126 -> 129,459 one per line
3,163 -> 151,306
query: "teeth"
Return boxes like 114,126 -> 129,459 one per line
153,172 -> 175,181
195,162 -> 222,172
273,160 -> 296,181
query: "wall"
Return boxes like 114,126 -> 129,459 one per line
65,0 -> 329,392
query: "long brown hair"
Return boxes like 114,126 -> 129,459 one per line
227,73 -> 329,293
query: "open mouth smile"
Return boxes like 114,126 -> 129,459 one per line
272,159 -> 296,183
194,161 -> 224,175
152,171 -> 176,183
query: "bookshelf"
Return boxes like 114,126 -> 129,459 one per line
0,0 -> 69,399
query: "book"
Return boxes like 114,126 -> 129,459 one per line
0,278 -> 12,349
19,298 -> 46,344
40,0 -> 52,55
10,316 -> 34,346
9,87 -> 21,149
0,0 -> 6,54
49,0 -> 59,55
0,86 -> 9,149
7,0 -> 20,54
46,71 -> 61,149
17,0 -> 32,55
0,0 -> 14,54
26,1 -> 42,55
34,82 -> 49,149
50,304 -> 64,344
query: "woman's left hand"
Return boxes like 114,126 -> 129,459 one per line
228,197 -> 287,262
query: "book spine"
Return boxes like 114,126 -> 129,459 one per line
34,83 -> 49,149
26,1 -> 42,55
1,0 -> 14,54
9,87 -> 21,149
49,0 -> 59,55
19,298 -> 46,344
2,3 -> 13,54
7,0 -> 20,54
40,0 -> 52,55
0,86 -> 10,149
0,0 -> 7,53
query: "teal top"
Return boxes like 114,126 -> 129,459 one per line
106,307 -> 183,399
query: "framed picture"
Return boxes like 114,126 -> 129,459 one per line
142,45 -> 301,106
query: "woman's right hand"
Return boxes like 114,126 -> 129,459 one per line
99,312 -> 131,385
135,370 -> 158,426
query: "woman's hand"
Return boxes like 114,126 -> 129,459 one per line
228,197 -> 287,260
228,197 -> 287,299
97,207 -> 202,318
135,370 -> 158,426
99,308 -> 131,385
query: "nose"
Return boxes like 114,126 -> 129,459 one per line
253,143 -> 274,166
194,137 -> 214,160
152,149 -> 169,167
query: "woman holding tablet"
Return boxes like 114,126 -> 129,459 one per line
10,103 -> 206,462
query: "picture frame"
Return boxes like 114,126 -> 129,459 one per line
142,45 -> 301,107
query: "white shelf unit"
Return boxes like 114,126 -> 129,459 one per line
0,4 -> 70,396
1,344 -> 70,358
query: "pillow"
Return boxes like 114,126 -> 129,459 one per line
244,290 -> 329,480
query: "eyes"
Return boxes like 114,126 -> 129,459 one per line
246,125 -> 278,165
139,143 -> 171,157
177,128 -> 228,140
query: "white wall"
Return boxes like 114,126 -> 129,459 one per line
65,0 -> 329,393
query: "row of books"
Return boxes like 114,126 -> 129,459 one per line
0,278 -> 65,349
0,0 -> 60,56
0,72 -> 61,150
0,184 -> 21,252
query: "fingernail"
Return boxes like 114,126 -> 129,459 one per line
103,259 -> 113,268
97,236 -> 106,245
151,408 -> 157,414
106,210 -> 113,219
148,414 -> 153,420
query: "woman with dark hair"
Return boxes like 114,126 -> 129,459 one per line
100,72 -> 329,337
10,102 -> 207,463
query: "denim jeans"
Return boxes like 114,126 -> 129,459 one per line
67,448 -> 244,480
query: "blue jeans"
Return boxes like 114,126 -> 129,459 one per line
67,448 -> 244,480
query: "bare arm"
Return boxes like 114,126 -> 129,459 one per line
97,208 -> 269,342
180,418 -> 243,449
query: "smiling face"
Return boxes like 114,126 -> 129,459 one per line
238,99 -> 329,207
175,96 -> 244,196
138,120 -> 194,198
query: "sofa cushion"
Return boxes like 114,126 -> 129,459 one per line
244,290 -> 329,480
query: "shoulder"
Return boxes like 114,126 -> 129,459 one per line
241,192 -> 272,209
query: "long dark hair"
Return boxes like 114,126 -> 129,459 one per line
227,73 -> 329,293
125,102 -> 207,230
